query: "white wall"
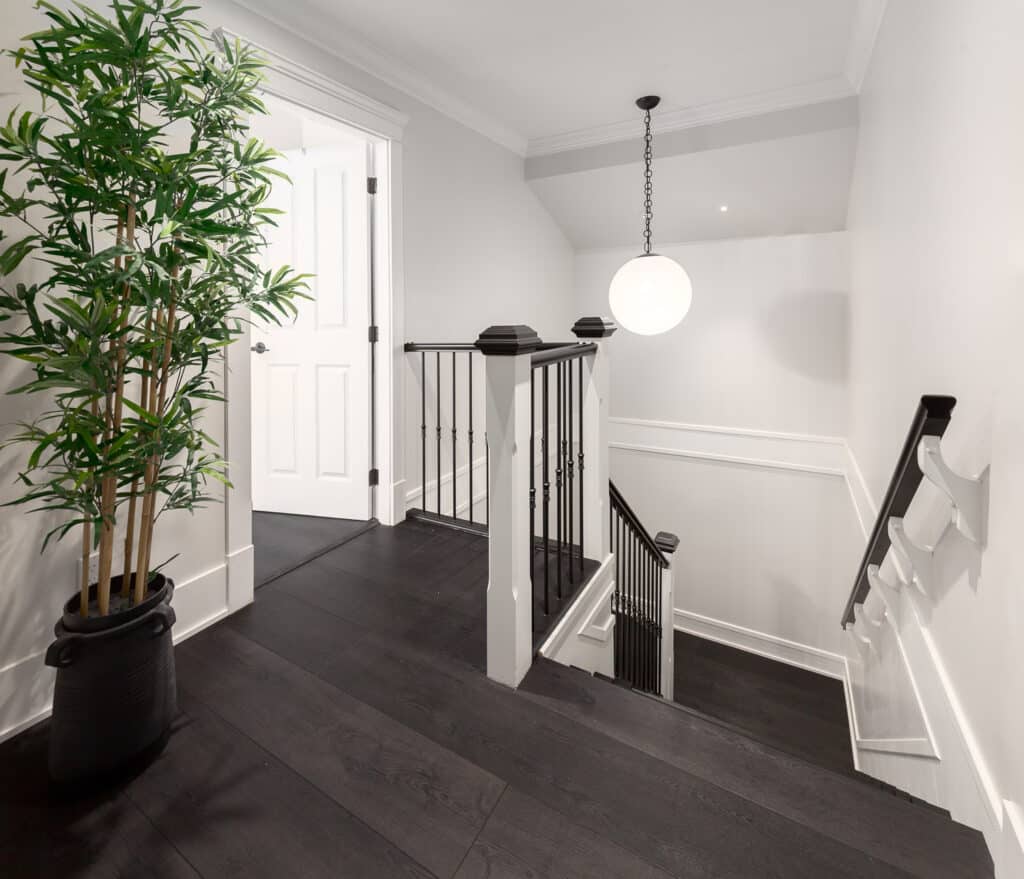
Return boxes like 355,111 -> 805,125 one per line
0,0 -> 573,740
575,233 -> 860,669
841,0 -> 1024,870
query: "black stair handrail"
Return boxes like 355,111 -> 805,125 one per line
610,480 -> 669,568
841,395 -> 956,627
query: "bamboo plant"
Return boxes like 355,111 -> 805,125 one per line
0,0 -> 307,616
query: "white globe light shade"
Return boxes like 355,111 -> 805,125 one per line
608,254 -> 692,335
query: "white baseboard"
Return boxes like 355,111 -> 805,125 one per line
0,561 -> 230,745
673,608 -> 847,679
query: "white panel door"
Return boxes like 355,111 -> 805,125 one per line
251,144 -> 371,519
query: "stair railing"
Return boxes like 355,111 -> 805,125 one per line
403,342 -> 487,533
841,395 -> 956,633
610,480 -> 678,698
476,318 -> 615,687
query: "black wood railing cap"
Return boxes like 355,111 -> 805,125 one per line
572,316 -> 618,338
655,531 -> 679,555
475,325 -> 542,355
919,394 -> 957,418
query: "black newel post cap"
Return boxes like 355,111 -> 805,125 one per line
655,531 -> 679,555
572,316 -> 618,338
475,325 -> 542,355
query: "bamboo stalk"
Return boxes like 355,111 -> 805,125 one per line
133,303 -> 166,604
80,517 -> 92,618
122,314 -> 153,597
80,398 -> 101,617
136,294 -> 177,604
95,212 -> 129,615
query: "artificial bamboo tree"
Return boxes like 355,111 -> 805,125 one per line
0,0 -> 307,616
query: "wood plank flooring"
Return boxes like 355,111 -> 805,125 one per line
673,630 -> 855,774
0,518 -> 993,878
253,510 -> 376,587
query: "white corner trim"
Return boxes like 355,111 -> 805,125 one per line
526,76 -> 856,157
845,0 -> 890,91
842,440 -> 877,540
227,4 -> 526,155
673,608 -> 846,680
539,553 -> 615,658
216,27 -> 409,140
609,417 -> 846,478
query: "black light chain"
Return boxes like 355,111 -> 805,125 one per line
642,108 -> 653,255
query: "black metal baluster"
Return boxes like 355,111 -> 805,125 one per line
529,370 -> 536,625
468,352 -> 474,524
578,357 -> 584,573
648,553 -> 654,691
567,359 -> 574,584
451,352 -> 457,519
656,565 -> 663,695
555,362 -> 563,600
435,351 -> 441,516
420,352 -> 426,512
542,365 -> 550,616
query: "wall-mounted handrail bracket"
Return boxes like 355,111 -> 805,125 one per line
887,517 -> 933,596
917,436 -> 987,546
846,618 -> 876,659
866,564 -> 901,626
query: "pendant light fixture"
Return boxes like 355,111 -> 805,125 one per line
608,96 -> 692,335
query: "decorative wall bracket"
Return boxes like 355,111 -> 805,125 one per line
887,517 -> 934,597
918,436 -> 988,545
845,620 -> 874,661
867,564 -> 901,626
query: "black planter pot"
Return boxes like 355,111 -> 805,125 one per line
44,574 -> 177,784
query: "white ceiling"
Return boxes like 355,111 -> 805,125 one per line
237,0 -> 873,154
530,127 -> 858,250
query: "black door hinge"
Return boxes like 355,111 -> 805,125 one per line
368,325 -> 379,343
368,468 -> 379,486
367,176 -> 377,194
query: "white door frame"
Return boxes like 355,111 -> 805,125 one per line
218,30 -> 409,614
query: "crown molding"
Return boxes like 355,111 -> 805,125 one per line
215,27 -> 409,140
525,76 -> 857,158
845,0 -> 889,91
229,0 -> 528,156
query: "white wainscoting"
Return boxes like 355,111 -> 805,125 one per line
610,416 -> 852,678
841,442 -> 1023,877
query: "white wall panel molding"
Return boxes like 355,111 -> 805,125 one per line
0,563 -> 229,745
610,417 -> 846,478
673,609 -> 846,680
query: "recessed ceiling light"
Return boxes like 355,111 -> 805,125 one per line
719,205 -> 729,212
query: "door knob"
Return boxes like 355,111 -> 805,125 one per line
251,341 -> 269,354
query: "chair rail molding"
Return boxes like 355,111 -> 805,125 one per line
609,417 -> 846,478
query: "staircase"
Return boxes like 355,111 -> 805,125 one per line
400,322 -> 996,877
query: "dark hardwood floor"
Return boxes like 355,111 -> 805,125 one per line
0,519 -> 993,878
253,510 -> 376,587
673,630 -> 856,774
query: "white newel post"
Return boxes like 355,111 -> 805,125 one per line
655,531 -> 679,701
571,317 -> 617,563
478,325 -> 542,688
